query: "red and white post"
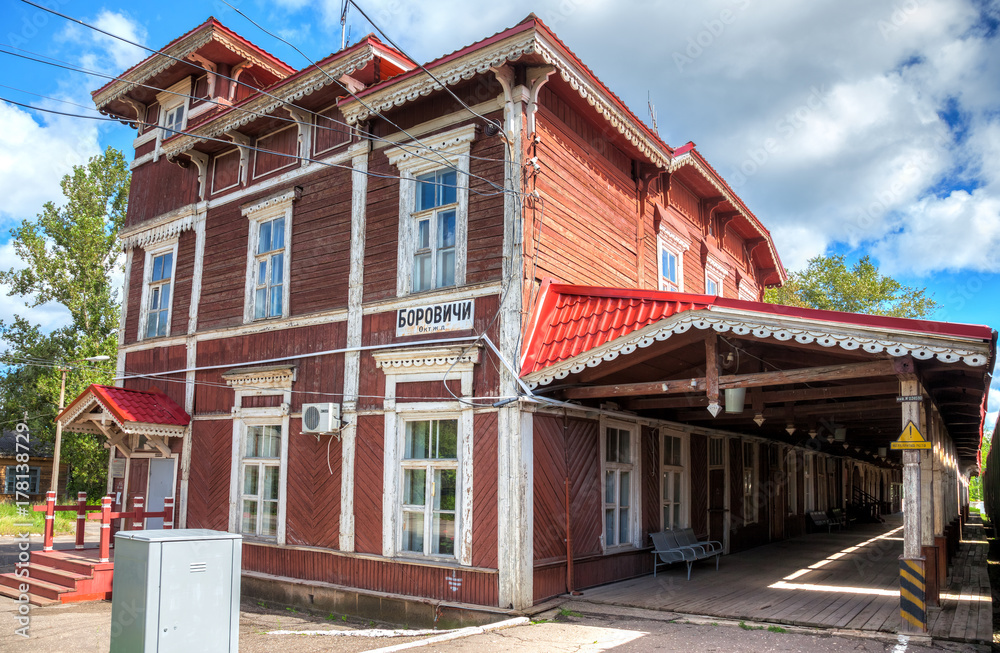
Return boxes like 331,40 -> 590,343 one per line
163,496 -> 174,530
75,491 -> 87,550
43,490 -> 56,552
99,496 -> 112,563
132,496 -> 145,530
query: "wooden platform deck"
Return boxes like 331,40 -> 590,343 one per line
576,515 -> 992,644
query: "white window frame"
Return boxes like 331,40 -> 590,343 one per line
396,415 -> 462,560
705,256 -> 728,297
225,368 -> 293,546
386,124 -> 475,297
600,417 -> 640,552
153,77 -> 192,160
238,423 -> 283,539
656,228 -> 688,292
241,190 -> 296,324
742,441 -> 757,525
660,428 -> 689,531
376,346 -> 478,566
138,240 -> 178,341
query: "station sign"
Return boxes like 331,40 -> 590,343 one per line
396,299 -> 474,336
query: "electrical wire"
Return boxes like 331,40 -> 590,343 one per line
345,0 -> 506,140
14,1 -> 513,186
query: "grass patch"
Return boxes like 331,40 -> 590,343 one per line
0,501 -> 77,536
767,625 -> 787,633
738,621 -> 765,631
558,608 -> 583,618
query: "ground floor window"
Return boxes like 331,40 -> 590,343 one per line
602,420 -> 638,549
241,424 -> 281,538
4,465 -> 40,494
400,418 -> 458,557
661,430 -> 687,531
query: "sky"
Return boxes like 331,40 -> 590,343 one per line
0,0 -> 998,424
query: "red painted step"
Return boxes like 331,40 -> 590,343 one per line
0,547 -> 114,605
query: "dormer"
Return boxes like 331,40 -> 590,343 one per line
91,18 -> 296,154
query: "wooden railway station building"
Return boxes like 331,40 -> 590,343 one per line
59,14 -> 995,616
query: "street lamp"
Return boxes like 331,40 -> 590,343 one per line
51,355 -> 111,497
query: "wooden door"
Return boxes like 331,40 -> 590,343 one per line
125,458 -> 148,531
708,468 -> 725,544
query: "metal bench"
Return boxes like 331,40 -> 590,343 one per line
827,508 -> 854,529
808,510 -> 841,533
651,530 -> 721,580
675,527 -> 723,556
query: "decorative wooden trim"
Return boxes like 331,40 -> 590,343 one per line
120,206 -> 197,249
222,365 -> 297,390
161,46 -> 375,159
525,308 -> 992,389
373,345 -> 480,374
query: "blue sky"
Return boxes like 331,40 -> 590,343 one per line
1,0 -> 998,423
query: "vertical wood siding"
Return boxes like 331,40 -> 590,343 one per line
289,166 -> 353,315
198,200 -> 249,330
186,419 -> 233,531
211,149 -> 241,196
313,106 -> 350,156
126,158 -> 198,227
253,126 -> 298,180
361,150 -> 399,303
242,544 -> 499,606
170,229 -> 196,336
124,247 -> 145,345
123,345 -> 188,407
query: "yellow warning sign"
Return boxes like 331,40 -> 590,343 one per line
890,421 -> 931,450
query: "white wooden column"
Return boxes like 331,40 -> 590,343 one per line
918,400 -> 934,548
494,64 -> 533,611
340,141 -> 370,552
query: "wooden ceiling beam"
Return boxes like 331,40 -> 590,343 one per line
562,359 -> 899,400
626,380 -> 900,410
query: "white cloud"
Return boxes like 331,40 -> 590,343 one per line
0,102 -> 100,224
0,241 -> 73,344
282,0 -> 1000,274
90,11 -> 147,73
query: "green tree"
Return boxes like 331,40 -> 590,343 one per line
970,430 -> 992,503
0,147 -> 129,497
764,254 -> 937,318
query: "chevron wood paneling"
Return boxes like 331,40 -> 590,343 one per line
285,418 -> 341,549
243,543 -> 500,606
533,415 -> 568,562
472,412 -> 498,569
353,415 -> 384,555
568,417 -> 601,558
187,419 -> 232,531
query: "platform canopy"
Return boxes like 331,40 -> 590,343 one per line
520,283 -> 997,468
56,384 -> 190,457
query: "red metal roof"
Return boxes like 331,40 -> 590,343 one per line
520,282 -> 717,374
59,385 -> 190,427
520,283 -> 996,376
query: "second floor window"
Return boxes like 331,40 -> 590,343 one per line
162,104 -> 185,136
145,251 -> 173,338
660,247 -> 679,291
413,169 -> 457,292
254,216 -> 285,319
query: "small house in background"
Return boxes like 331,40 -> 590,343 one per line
61,13 -> 994,621
0,430 -> 69,501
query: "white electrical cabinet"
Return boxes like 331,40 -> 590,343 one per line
110,529 -> 242,653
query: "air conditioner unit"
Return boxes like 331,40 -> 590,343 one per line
302,403 -> 341,433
